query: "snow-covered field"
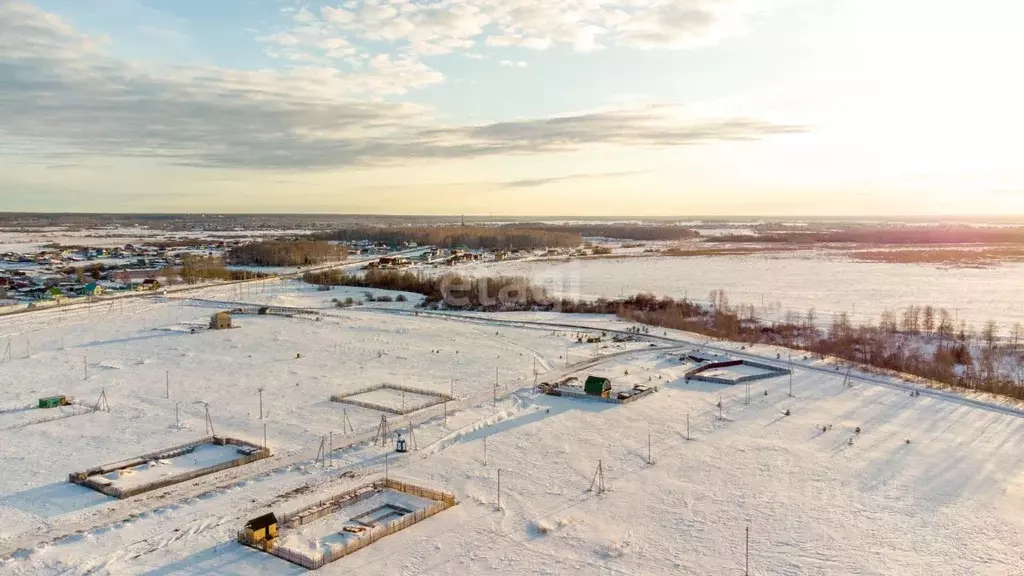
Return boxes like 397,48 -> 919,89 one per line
439,251 -> 1024,331
0,280 -> 1022,575
91,444 -> 246,492
276,489 -> 435,560
0,227 -> 315,253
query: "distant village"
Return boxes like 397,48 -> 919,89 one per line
0,243 -> 223,305
1,236 -> 589,310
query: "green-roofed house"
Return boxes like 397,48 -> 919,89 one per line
584,376 -> 612,398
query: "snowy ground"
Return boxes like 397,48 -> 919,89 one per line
89,444 -> 250,492
700,363 -> 779,379
0,281 -> 1021,575
342,388 -> 443,413
276,489 -> 435,560
427,251 -> 1024,332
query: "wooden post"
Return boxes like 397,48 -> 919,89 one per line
258,387 -> 264,420
264,423 -> 268,452
687,411 -> 690,440
647,432 -> 652,465
166,371 -> 170,399
789,354 -> 793,397
175,402 -> 180,427
84,355 -> 88,380
497,468 -> 502,511
483,436 -> 488,466
745,526 -> 749,576
329,431 -> 333,467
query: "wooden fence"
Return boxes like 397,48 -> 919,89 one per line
685,359 -> 790,385
70,436 -> 271,499
239,478 -> 457,570
330,384 -> 453,416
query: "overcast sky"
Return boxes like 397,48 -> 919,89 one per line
1,0 -> 1022,215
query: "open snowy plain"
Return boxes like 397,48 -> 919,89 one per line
0,279 -> 1021,575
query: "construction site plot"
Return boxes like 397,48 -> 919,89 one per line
0,402 -> 97,432
239,479 -> 457,570
69,436 -> 270,499
685,357 -> 791,385
331,383 -> 453,415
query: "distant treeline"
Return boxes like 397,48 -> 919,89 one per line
174,255 -> 271,284
506,223 -> 700,241
302,269 -> 546,310
707,226 -> 1024,245
613,293 -> 1024,401
317,226 -> 581,250
227,241 -> 348,266
303,269 -> 1024,401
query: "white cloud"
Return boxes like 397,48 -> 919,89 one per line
269,0 -> 763,60
322,6 -> 356,24
0,1 -> 803,171
499,60 -> 529,68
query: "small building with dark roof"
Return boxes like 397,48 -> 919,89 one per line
244,512 -> 278,544
584,376 -> 612,398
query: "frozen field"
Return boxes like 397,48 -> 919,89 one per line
0,281 -> 1021,574
443,251 -> 1024,331
342,387 -> 443,413
89,444 -> 246,492
276,489 -> 435,559
700,362 -> 779,379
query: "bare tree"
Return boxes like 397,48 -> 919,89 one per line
880,310 -> 898,334
805,307 -> 817,331
937,308 -> 954,347
901,305 -> 921,334
1011,322 -> 1021,352
922,305 -> 935,333
982,320 -> 998,350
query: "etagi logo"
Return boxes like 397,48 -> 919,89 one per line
435,262 -> 583,311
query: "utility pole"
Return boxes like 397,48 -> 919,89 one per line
647,431 -> 652,465
175,402 -> 180,427
686,411 -> 690,441
483,436 -> 488,466
589,460 -> 606,494
204,403 -> 214,436
84,355 -> 88,380
745,526 -> 750,576
789,354 -> 793,397
258,387 -> 264,419
329,431 -> 333,466
264,423 -> 268,452
497,468 -> 502,510
166,371 -> 170,399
